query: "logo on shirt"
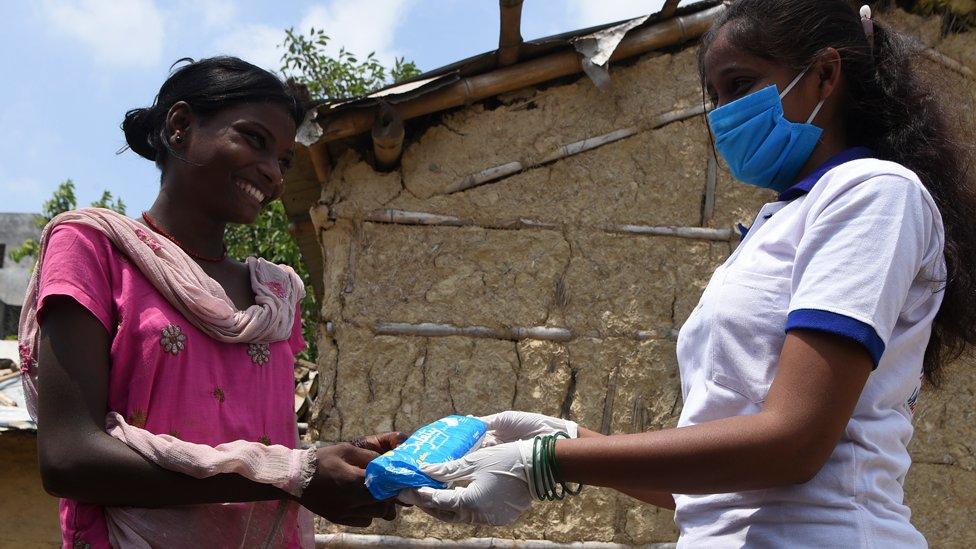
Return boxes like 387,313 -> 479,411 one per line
907,369 -> 923,414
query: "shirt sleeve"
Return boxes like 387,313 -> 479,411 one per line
786,174 -> 937,368
287,306 -> 306,355
37,223 -> 116,333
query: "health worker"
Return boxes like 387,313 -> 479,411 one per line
400,1 -> 976,547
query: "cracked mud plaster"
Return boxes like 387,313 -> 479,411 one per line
343,224 -> 570,329
309,10 -> 976,545
398,48 -> 704,200
388,119 -> 731,230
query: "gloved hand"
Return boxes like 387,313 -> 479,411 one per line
477,411 -> 578,447
398,440 -> 535,526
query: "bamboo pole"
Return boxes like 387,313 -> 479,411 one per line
315,4 -> 726,142
445,161 -> 524,194
0,370 -> 21,384
921,47 -> 974,79
315,533 -> 674,549
372,101 -> 405,170
372,323 -> 685,343
331,207 -> 737,243
374,322 -> 573,342
307,141 -> 332,184
660,0 -> 681,19
604,224 -> 736,241
539,127 -> 638,165
363,209 -> 467,226
635,328 -> 681,341
498,0 -> 524,67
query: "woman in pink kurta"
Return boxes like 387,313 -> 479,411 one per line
38,222 -> 306,546
26,57 -> 399,549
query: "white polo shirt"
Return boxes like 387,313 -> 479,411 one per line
673,150 -> 945,548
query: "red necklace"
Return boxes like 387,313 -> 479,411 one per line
141,212 -> 227,262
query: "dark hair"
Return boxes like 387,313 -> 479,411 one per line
122,56 -> 307,167
698,0 -> 976,384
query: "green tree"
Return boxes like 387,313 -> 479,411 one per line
222,29 -> 422,361
10,179 -> 126,265
279,27 -> 421,100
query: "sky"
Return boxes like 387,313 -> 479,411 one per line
0,0 -> 685,215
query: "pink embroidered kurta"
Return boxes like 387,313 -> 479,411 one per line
37,223 -> 306,548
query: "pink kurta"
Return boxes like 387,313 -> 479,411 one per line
37,223 -> 306,549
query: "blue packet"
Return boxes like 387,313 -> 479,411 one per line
364,415 -> 487,500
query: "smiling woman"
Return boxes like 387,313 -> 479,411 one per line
20,57 -> 405,548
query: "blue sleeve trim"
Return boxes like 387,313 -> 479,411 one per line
785,309 -> 885,369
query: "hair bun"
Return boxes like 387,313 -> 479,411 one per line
121,106 -> 160,161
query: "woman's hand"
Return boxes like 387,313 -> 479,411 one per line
349,431 -> 409,453
299,443 -> 397,527
478,411 -> 578,447
399,440 -> 535,526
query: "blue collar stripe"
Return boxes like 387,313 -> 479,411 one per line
777,146 -> 874,202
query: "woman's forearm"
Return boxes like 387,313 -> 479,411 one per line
41,429 -> 291,506
574,426 -> 675,509
558,411 -> 811,495
558,332 -> 873,496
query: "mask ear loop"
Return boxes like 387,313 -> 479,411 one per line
780,65 -> 827,125
805,97 -> 827,124
779,66 -> 810,99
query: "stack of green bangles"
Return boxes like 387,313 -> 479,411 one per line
531,431 -> 584,500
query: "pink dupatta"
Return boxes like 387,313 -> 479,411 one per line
19,208 -> 317,548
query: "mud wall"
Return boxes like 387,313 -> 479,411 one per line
305,11 -> 976,545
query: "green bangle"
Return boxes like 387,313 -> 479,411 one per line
551,432 -> 583,496
545,433 -> 564,500
531,435 -> 549,500
531,432 -> 583,501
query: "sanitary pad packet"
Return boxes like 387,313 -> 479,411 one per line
365,415 -> 487,500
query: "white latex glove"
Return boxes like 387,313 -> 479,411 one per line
478,411 -> 578,447
398,440 -> 535,526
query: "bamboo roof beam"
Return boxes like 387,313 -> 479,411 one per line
498,0 -> 525,67
660,0 -> 681,19
314,4 -> 726,143
371,101 -> 404,170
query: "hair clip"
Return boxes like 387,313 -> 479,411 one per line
860,5 -> 875,45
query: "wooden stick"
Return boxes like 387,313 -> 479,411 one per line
498,0 -> 524,67
445,161 -> 524,194
921,47 -> 974,79
0,370 -> 21,384
331,207 -> 736,243
314,533 -> 663,549
659,0 -> 681,19
652,103 -> 706,128
604,224 -> 736,241
362,209 -> 467,226
374,322 -> 572,342
314,5 -> 726,142
308,141 -> 331,184
372,101 -> 405,170
539,127 -> 638,165
634,328 -> 680,341
0,393 -> 17,407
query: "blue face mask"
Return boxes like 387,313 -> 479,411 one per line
707,68 -> 826,192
